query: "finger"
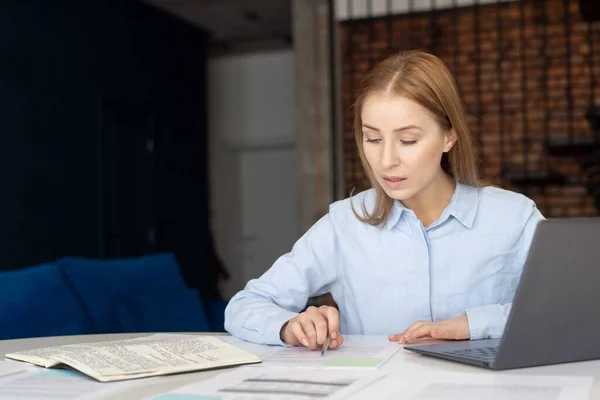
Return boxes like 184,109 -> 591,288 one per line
290,320 -> 309,347
388,332 -> 405,342
313,315 -> 329,346
304,306 -> 324,347
331,333 -> 344,349
402,321 -> 429,338
300,319 -> 318,350
400,323 -> 433,343
389,321 -> 426,342
319,306 -> 340,340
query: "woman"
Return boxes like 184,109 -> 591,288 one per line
224,50 -> 544,351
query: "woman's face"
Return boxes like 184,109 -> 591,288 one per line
361,93 -> 456,202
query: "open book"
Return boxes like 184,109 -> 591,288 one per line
4,335 -> 261,382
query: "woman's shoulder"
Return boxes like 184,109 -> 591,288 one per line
326,188 -> 378,225
476,185 -> 536,208
473,184 -> 541,224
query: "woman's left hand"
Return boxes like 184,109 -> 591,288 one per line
388,314 -> 470,344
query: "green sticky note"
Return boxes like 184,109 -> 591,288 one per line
324,358 -> 383,367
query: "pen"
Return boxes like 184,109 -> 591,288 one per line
321,335 -> 331,357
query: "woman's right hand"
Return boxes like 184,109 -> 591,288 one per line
280,305 -> 344,350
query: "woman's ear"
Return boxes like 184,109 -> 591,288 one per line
443,129 -> 457,153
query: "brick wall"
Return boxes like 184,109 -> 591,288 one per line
339,0 -> 600,218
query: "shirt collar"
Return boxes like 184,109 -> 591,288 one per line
384,182 -> 479,230
384,199 -> 404,230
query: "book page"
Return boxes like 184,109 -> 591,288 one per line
3,333 -> 199,366
4,335 -> 188,369
6,335 -> 261,382
5,344 -> 108,368
51,336 -> 261,381
147,366 -> 387,400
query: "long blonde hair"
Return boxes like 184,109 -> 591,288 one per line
351,50 -> 482,227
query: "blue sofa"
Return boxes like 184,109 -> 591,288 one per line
0,253 -> 226,340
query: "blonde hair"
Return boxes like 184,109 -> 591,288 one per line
351,50 -> 482,227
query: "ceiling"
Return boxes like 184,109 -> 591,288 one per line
144,0 -> 292,55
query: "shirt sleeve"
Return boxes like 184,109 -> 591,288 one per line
465,200 -> 545,340
223,213 -> 340,346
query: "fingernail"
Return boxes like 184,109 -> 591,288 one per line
332,340 -> 337,348
301,339 -> 308,347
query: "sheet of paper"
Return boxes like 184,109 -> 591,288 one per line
147,366 -> 386,400
0,368 -> 142,400
382,371 -> 593,400
0,360 -> 30,378
221,335 -> 398,369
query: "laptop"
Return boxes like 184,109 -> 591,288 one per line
403,218 -> 600,370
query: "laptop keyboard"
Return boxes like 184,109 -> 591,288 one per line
441,346 -> 498,362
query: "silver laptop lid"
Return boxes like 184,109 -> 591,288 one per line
496,218 -> 600,369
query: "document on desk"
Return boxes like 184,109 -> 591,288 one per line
4,334 -> 261,382
221,335 -> 399,369
0,367 -> 142,400
383,371 -> 593,400
148,366 -> 387,400
0,360 -> 30,379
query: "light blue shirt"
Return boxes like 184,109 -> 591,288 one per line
224,183 -> 545,346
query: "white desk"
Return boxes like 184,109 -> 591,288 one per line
1,333 -> 599,399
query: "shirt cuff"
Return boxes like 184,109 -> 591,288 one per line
264,308 -> 300,346
465,304 -> 507,340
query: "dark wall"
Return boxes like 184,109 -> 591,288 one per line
0,0 -> 216,297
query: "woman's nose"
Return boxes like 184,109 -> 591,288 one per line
381,143 -> 400,169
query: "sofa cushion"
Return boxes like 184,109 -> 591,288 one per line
0,263 -> 90,340
57,253 -> 207,334
115,288 -> 210,333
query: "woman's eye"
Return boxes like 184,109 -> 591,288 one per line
400,140 -> 417,145
365,138 -> 380,143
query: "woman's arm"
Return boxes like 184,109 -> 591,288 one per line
224,214 -> 340,346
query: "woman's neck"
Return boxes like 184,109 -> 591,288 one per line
401,172 -> 456,228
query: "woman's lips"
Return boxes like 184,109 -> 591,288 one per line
382,176 -> 407,189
